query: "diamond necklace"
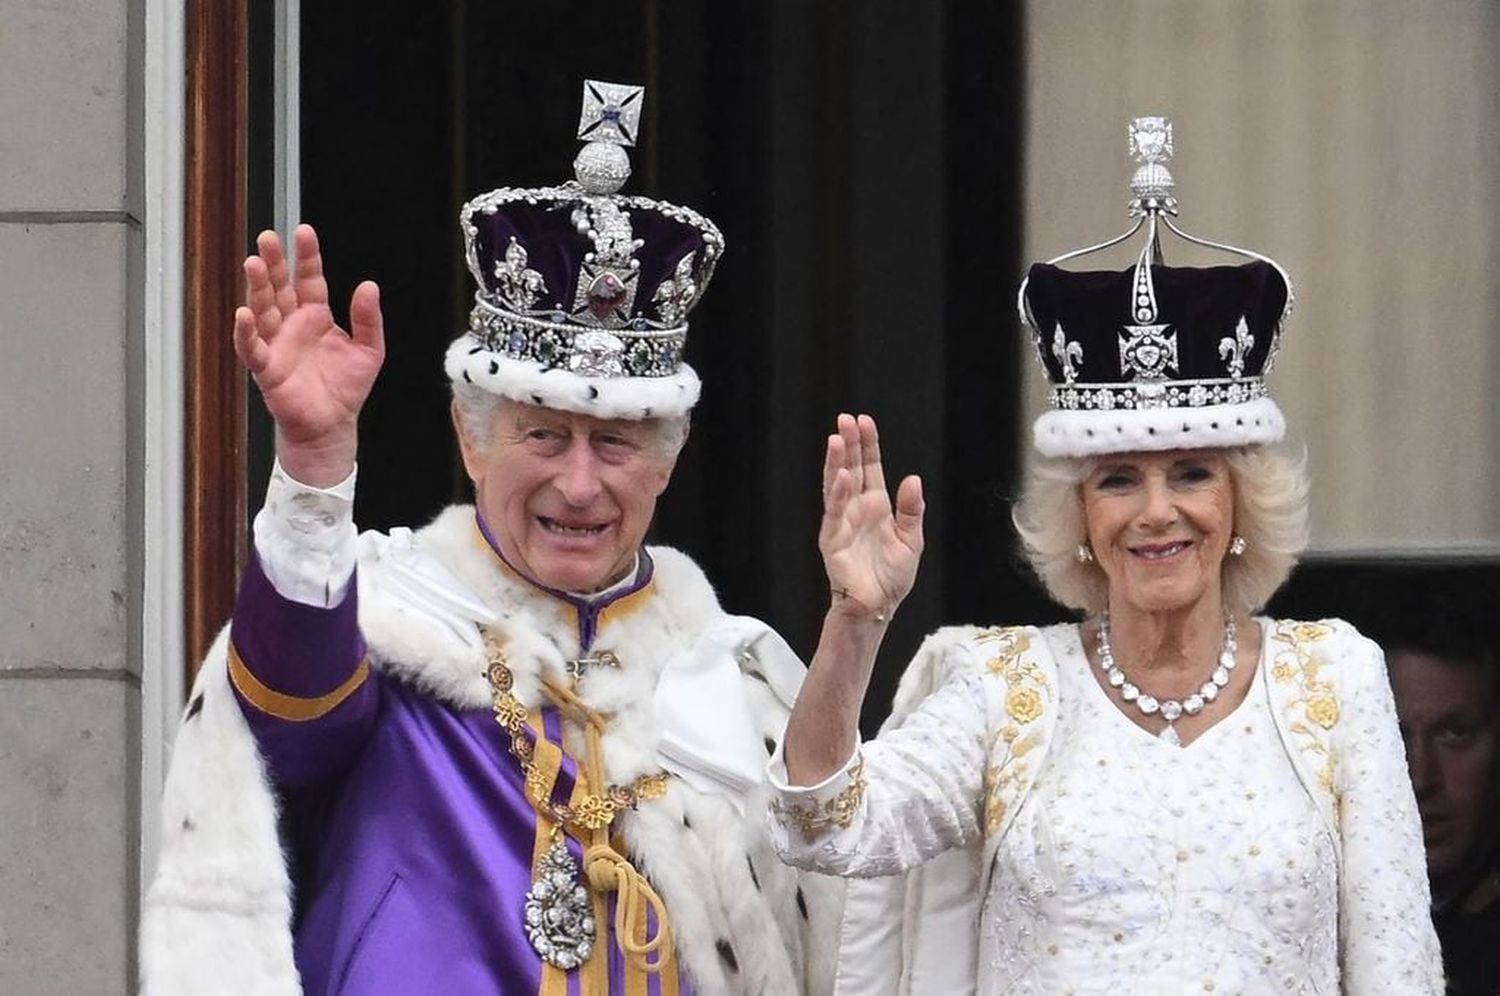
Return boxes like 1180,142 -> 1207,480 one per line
1095,613 -> 1237,746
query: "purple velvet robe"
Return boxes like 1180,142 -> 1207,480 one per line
230,539 -> 685,996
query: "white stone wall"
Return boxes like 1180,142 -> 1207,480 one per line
0,0 -> 144,991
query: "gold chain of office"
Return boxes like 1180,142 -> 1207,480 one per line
484,631 -> 668,834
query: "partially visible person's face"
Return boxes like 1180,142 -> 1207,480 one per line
455,399 -> 677,593
1080,450 -> 1236,617
1388,650 -> 1500,888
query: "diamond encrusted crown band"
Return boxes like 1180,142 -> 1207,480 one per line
1051,378 -> 1269,413
467,298 -> 687,379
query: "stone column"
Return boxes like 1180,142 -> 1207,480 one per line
0,0 -> 145,991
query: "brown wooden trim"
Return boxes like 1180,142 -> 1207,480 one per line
183,0 -> 249,674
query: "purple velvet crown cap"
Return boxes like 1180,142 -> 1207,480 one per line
1025,260 -> 1288,388
1024,260 -> 1291,458
468,201 -> 712,328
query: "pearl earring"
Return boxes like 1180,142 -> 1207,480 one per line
1076,543 -> 1095,564
1229,535 -> 1248,556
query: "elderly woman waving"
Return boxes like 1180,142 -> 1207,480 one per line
770,121 -> 1442,995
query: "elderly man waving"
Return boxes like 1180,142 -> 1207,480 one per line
143,81 -> 837,996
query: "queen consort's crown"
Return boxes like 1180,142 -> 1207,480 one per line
1017,116 -> 1296,458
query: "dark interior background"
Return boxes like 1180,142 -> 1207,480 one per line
247,1 -> 1498,734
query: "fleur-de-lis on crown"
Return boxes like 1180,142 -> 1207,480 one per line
493,238 -> 548,313
1052,323 -> 1083,383
652,254 -> 699,327
1218,315 -> 1254,379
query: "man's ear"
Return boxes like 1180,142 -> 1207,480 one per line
451,399 -> 484,483
651,451 -> 679,498
651,420 -> 689,496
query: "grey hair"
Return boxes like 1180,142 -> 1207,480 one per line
449,382 -> 690,459
1011,445 -> 1310,617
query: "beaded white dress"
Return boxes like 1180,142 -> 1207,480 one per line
988,624 -> 1337,993
769,620 -> 1443,995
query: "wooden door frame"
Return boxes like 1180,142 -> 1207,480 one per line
183,0 -> 248,673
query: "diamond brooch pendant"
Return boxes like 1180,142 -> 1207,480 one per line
524,838 -> 596,970
1158,723 -> 1181,746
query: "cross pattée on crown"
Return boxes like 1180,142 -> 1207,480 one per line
577,80 -> 644,148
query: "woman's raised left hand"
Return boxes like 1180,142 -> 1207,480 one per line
819,413 -> 925,623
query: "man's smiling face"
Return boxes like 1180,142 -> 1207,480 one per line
457,399 -> 677,592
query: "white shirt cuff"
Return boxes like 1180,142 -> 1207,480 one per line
252,459 -> 358,608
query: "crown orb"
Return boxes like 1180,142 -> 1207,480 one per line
1127,116 -> 1176,206
574,141 -> 631,195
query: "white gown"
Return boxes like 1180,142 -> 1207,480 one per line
769,620 -> 1443,995
988,625 -> 1338,993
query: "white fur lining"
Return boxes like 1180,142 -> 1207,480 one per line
444,337 -> 701,419
141,629 -> 301,996
1032,396 -> 1284,458
142,506 -> 842,995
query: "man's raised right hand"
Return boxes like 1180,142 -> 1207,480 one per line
232,224 -> 386,488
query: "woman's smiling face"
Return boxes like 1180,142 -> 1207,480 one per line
1080,450 -> 1236,616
